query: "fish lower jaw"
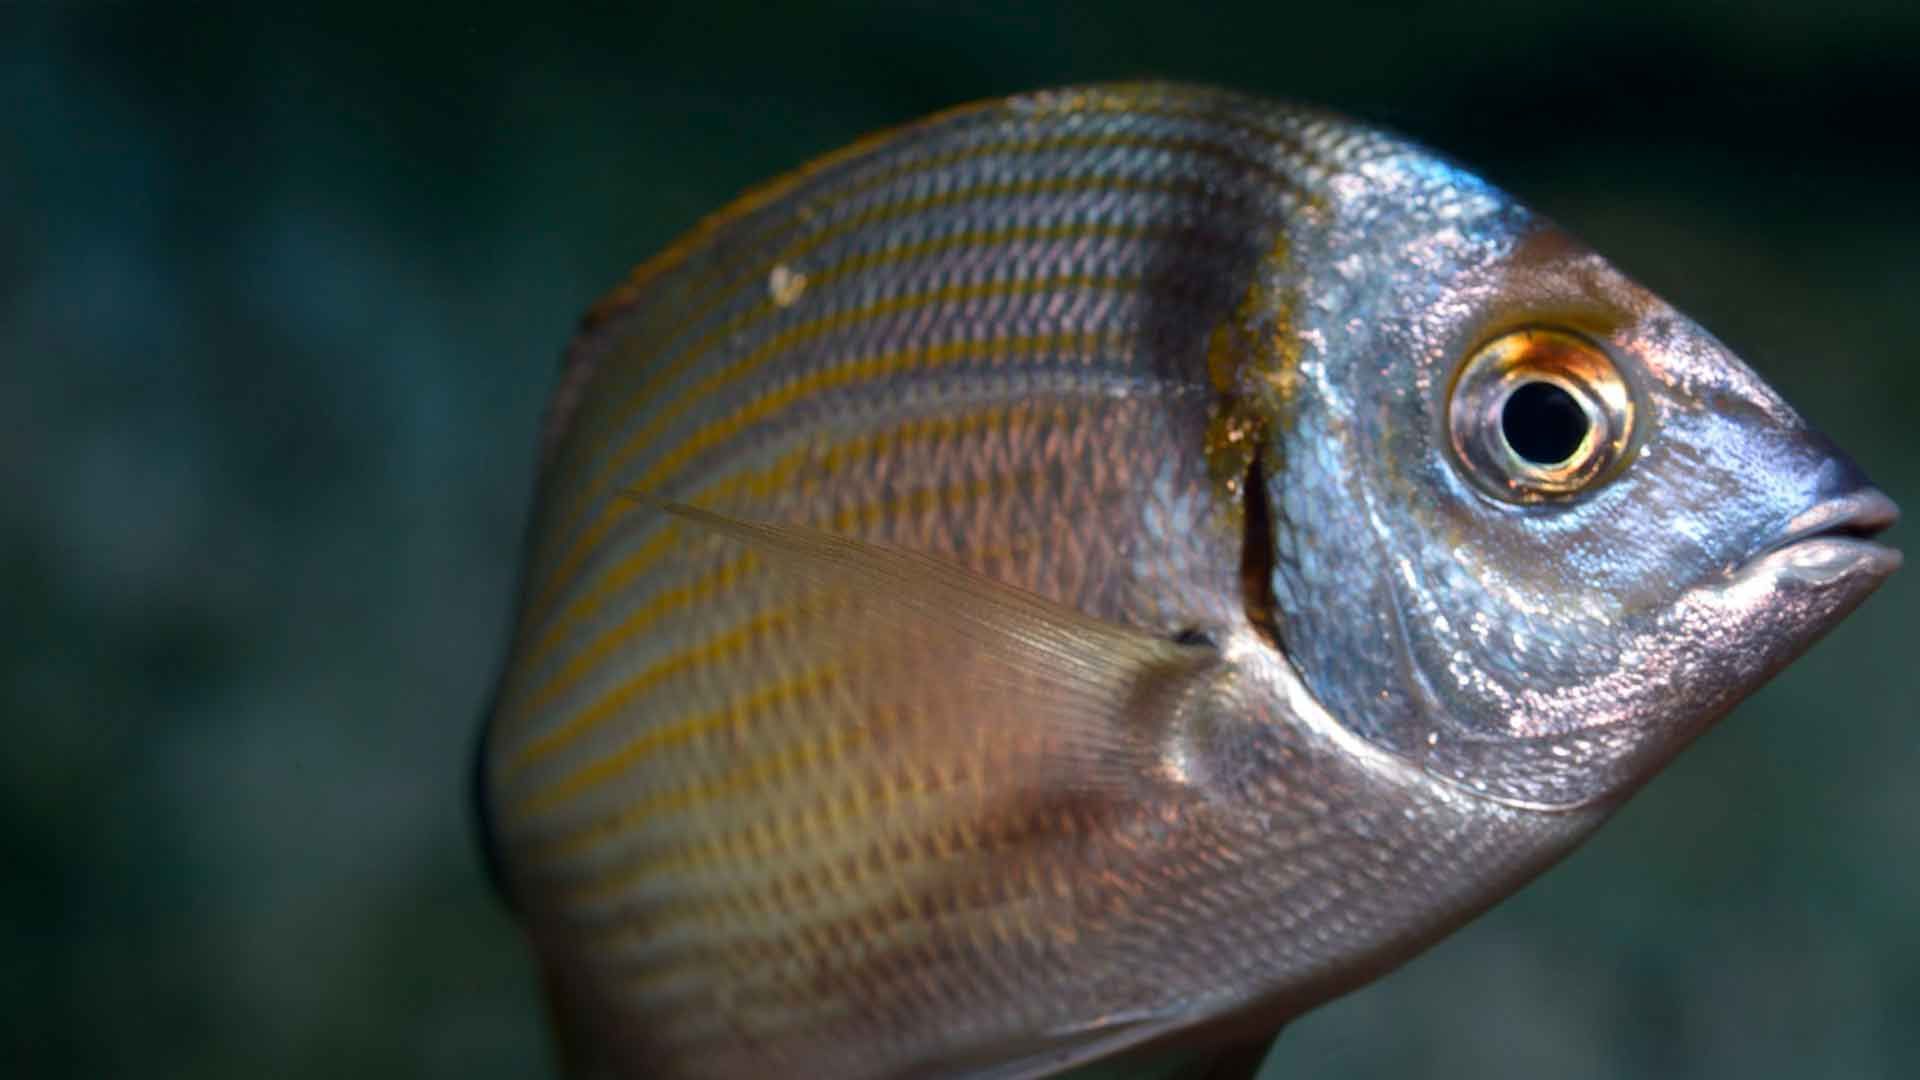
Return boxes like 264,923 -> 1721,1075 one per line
1733,534 -> 1901,589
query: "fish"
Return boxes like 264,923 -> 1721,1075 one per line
473,82 -> 1901,1079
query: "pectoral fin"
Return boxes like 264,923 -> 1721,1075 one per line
653,499 -> 1219,789
643,500 -> 1260,1075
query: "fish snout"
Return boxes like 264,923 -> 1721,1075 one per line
1753,436 -> 1902,583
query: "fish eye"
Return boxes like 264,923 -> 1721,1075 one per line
1501,381 -> 1588,466
1447,328 -> 1635,502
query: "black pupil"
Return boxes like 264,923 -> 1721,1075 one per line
1501,381 -> 1589,466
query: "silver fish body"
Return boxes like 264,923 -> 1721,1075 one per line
478,83 -> 1900,1078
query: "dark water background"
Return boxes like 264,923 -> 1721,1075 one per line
6,2 -> 1916,1076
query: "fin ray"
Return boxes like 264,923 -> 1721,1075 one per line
648,498 -> 1223,791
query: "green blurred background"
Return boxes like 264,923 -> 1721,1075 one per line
5,2 -> 1916,1076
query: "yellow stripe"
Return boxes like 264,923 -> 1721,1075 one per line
509,549 -> 763,773
584,809 -> 1045,952
551,168 -> 1194,497
510,466 -> 1029,887
504,525 -> 682,697
515,223 -> 1151,659
551,117 -> 1302,490
536,175 -> 1191,572
550,166 -> 1226,482
562,737 -> 923,913
526,332 -> 1077,667
626,321 -> 1121,518
560,708 -> 878,906
503,463 -> 1029,807
579,118 -> 1295,343
528,287 -> 1133,628
572,94 -> 1028,332
512,662 -> 837,820
823,219 -> 1173,274
501,487 -> 793,730
574,750 -> 1082,968
508,602 -> 802,775
546,90 -> 1320,493
576,85 -> 1317,338
504,407 -> 1014,719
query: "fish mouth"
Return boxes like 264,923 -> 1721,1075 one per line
1740,488 -> 1903,585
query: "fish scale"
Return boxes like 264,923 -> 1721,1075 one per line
522,97 -> 1302,617
480,82 -> 1900,1077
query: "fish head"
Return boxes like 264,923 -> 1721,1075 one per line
1263,132 -> 1900,810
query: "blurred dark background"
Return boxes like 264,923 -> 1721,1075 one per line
5,2 -> 1916,1077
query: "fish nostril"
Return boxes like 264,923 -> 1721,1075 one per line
1805,432 -> 1876,501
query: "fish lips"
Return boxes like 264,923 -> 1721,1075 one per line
1737,487 -> 1902,588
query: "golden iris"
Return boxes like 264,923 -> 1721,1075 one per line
1447,328 -> 1636,502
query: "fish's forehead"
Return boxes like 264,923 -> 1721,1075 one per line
1300,116 -> 1513,225
1281,132 -> 1542,345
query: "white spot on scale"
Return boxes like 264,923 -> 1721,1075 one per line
768,264 -> 807,307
